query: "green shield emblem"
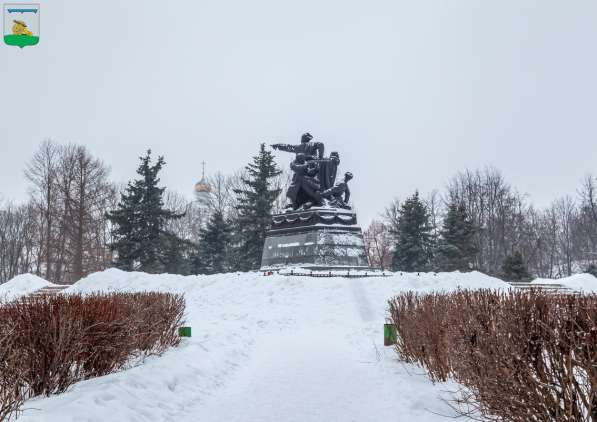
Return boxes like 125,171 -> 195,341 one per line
4,4 -> 40,48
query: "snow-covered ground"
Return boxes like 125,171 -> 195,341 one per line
4,270 -> 511,422
532,273 -> 597,293
0,273 -> 56,303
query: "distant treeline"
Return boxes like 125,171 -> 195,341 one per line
1,140 -> 596,284
364,167 -> 597,280
0,140 -> 285,284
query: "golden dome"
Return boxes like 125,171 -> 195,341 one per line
194,162 -> 211,206
194,178 -> 211,193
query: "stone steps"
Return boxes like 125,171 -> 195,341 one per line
508,282 -> 573,293
27,284 -> 70,299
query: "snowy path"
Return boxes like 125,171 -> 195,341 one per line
14,270 -> 502,422
193,327 -> 452,422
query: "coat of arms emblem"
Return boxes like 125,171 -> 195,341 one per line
4,4 -> 39,48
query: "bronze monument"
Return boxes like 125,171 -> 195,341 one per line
261,133 -> 368,270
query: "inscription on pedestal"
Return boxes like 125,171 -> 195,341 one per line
261,209 -> 369,270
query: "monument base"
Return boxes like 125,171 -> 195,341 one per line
260,208 -> 369,270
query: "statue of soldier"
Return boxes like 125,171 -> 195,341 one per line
272,132 -> 324,160
286,153 -> 322,210
321,172 -> 353,209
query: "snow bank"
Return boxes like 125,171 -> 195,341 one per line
0,273 -> 55,302
16,270 -> 508,422
532,273 -> 597,293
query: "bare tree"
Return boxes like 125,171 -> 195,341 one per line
272,167 -> 291,214
58,145 -> 113,281
553,196 -> 577,276
579,174 -> 597,224
0,201 -> 39,282
207,171 -> 239,215
223,168 -> 246,223
521,206 -> 554,278
363,220 -> 393,270
24,140 -> 60,281
578,174 -> 597,266
383,197 -> 401,236
22,141 -> 114,283
163,190 -> 208,245
446,167 -> 528,276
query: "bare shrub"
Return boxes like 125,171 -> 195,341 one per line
0,292 -> 185,420
0,322 -> 25,421
388,290 -> 597,421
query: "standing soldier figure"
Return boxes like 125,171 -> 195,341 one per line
286,153 -> 322,210
272,132 -> 325,160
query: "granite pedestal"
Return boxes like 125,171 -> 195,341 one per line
260,207 -> 369,270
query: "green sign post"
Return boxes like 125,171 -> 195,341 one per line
384,323 -> 397,346
179,326 -> 192,337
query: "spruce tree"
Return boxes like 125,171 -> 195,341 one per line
197,209 -> 232,274
502,251 -> 531,282
435,201 -> 477,272
107,150 -> 184,273
162,233 -> 196,275
391,191 -> 434,272
233,143 -> 281,271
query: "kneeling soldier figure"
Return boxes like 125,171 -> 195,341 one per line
321,172 -> 353,209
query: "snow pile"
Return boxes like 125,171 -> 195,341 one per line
532,273 -> 597,293
14,270 -> 509,422
0,273 -> 55,303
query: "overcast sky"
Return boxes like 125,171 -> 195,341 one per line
1,0 -> 596,225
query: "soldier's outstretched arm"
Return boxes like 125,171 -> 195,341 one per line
272,143 -> 298,153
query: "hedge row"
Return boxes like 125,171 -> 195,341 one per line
388,290 -> 597,421
0,292 -> 185,421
